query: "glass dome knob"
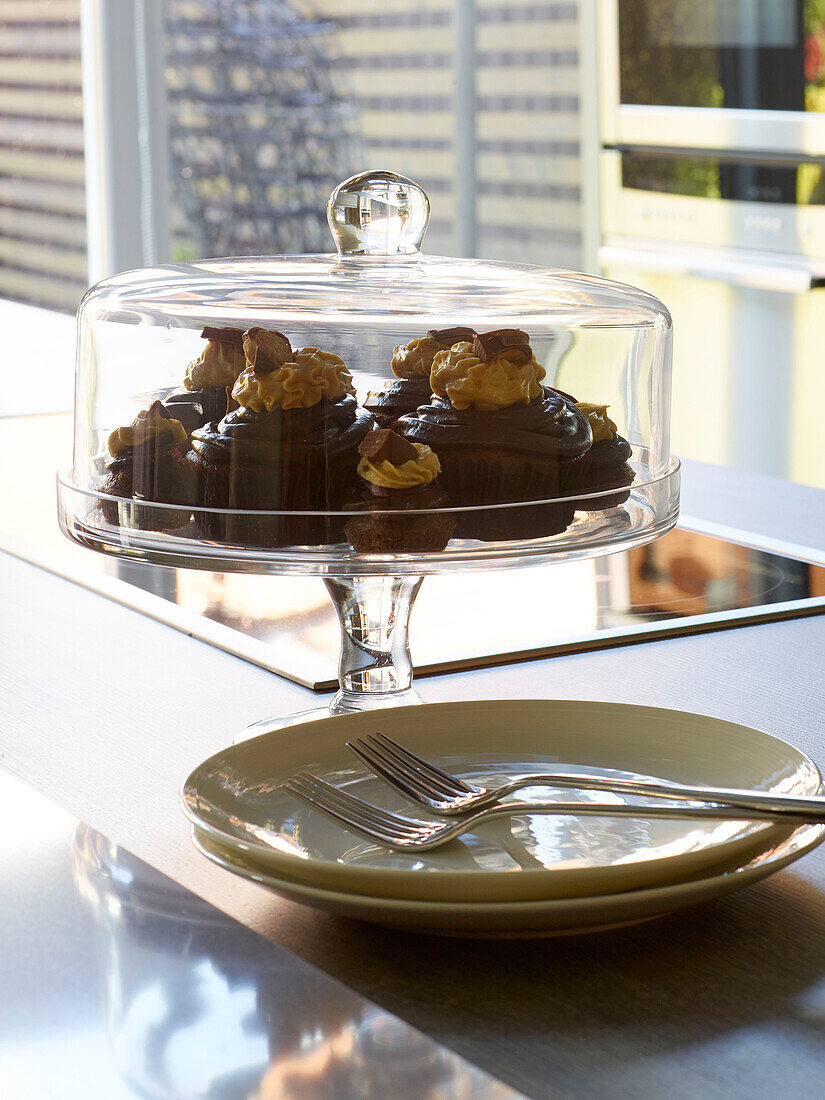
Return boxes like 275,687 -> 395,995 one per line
327,170 -> 430,257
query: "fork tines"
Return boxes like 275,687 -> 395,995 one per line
283,772 -> 434,843
347,731 -> 473,799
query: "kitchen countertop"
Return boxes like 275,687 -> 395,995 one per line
2,452 -> 825,1098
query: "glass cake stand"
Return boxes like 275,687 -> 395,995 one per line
57,170 -> 681,738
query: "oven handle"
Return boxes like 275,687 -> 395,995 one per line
599,245 -> 825,295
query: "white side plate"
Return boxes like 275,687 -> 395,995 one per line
192,821 -> 825,937
181,700 -> 822,904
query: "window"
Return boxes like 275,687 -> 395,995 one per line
0,0 -> 87,310
0,0 -> 585,314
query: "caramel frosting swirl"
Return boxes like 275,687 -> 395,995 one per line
391,336 -> 442,379
430,342 -> 546,410
391,327 -> 477,379
184,339 -> 245,391
108,402 -> 187,457
358,442 -> 441,489
232,347 -> 355,412
577,402 -> 618,443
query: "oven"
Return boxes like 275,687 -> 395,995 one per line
598,148 -> 825,486
596,1 -> 825,489
599,0 -> 825,157
600,148 -> 825,264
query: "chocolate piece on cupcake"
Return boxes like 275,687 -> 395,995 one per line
396,329 -> 591,541
358,427 -> 421,465
243,326 -> 293,374
363,326 -> 476,428
345,428 -> 454,553
563,402 -> 634,509
188,331 -> 374,546
472,327 -> 532,365
100,400 -> 196,529
163,326 -> 245,432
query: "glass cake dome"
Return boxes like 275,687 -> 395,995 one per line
57,170 -> 679,723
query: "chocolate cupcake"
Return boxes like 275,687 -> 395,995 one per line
363,327 -> 475,429
344,428 -> 455,553
397,329 -> 592,541
163,326 -> 244,433
562,402 -> 635,509
188,328 -> 374,547
99,401 -> 196,529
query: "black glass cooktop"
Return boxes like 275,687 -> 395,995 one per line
130,525 -> 824,690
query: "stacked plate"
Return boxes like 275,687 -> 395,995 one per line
181,700 -> 825,937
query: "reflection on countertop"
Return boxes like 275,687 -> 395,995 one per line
71,824 -> 517,1099
0,768 -> 517,1099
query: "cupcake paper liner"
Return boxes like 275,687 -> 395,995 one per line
433,448 -> 576,541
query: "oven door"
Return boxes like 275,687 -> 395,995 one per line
600,0 -> 825,155
597,247 -> 825,489
600,149 -> 825,261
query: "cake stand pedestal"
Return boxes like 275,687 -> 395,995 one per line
241,574 -> 424,738
324,575 -> 423,713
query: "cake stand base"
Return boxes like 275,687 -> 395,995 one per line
234,687 -> 424,743
234,574 -> 424,742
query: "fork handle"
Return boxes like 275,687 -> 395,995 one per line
489,773 -> 825,820
398,797 -> 825,853
454,797 -> 825,833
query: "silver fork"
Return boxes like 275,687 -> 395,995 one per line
347,731 -> 825,820
281,772 -> 825,852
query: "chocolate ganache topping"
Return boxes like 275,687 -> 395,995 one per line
399,387 -> 592,460
192,393 -> 372,468
364,374 -> 432,423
